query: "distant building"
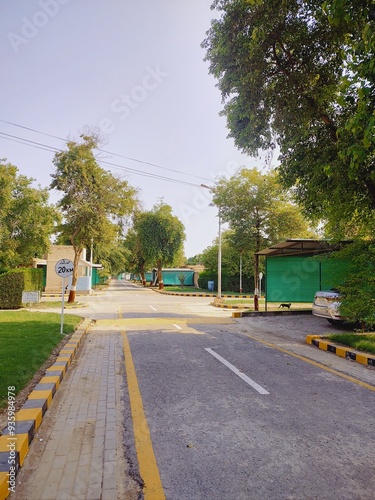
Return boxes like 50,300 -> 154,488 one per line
33,245 -> 101,294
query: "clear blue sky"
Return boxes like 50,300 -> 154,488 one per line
1,0 -> 269,257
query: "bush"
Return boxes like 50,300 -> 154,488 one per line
0,268 -> 43,309
198,272 -> 256,293
325,240 -> 375,327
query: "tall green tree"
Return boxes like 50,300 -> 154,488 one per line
202,0 -> 375,234
94,239 -> 129,278
51,134 -> 138,302
136,202 -> 185,289
200,229 -> 254,276
211,168 -> 316,308
0,160 -> 59,269
123,226 -> 149,285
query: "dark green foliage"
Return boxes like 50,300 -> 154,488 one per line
0,161 -> 59,268
51,134 -> 138,301
321,240 -> 375,327
203,0 -> 375,236
135,202 -> 185,288
0,268 -> 43,309
198,271 -> 255,293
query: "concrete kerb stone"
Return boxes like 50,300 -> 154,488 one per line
306,334 -> 375,368
0,318 -> 91,500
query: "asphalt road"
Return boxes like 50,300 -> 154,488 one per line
43,280 -> 375,499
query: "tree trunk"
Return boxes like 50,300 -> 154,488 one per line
68,248 -> 82,303
140,267 -> 146,286
254,252 -> 259,311
157,261 -> 164,290
253,220 -> 260,311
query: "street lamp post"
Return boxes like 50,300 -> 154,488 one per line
201,184 -> 222,299
217,207 -> 222,300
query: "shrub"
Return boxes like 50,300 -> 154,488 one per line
0,268 -> 43,309
198,272 -> 256,293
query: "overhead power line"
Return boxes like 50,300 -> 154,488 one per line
0,119 -> 212,183
0,130 -> 203,188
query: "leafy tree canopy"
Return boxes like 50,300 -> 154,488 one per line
203,0 -> 375,235
0,160 -> 59,269
211,167 -> 316,253
122,225 -> 149,284
136,201 -> 185,289
320,239 -> 375,328
209,167 -> 315,307
200,229 -> 254,276
51,134 -> 138,300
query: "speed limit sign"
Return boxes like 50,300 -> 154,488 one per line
55,258 -> 74,335
55,259 -> 74,278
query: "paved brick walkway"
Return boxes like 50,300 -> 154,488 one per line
12,327 -> 141,500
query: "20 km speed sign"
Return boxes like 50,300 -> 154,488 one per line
55,259 -> 74,278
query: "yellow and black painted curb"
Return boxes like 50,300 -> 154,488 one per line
0,319 -> 91,500
306,335 -> 375,367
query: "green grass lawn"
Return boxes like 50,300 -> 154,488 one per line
326,333 -> 375,355
0,310 -> 82,408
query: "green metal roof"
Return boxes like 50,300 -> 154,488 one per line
256,239 -> 352,257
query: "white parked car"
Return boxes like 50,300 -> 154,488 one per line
312,290 -> 345,324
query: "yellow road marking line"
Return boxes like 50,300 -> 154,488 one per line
121,331 -> 165,500
97,317 -> 206,334
242,332 -> 375,392
97,317 -> 235,326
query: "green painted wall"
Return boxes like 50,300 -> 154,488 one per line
266,256 -> 320,303
92,268 -> 100,285
152,270 -> 194,286
265,255 -> 349,303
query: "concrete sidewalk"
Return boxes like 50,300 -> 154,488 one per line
10,325 -> 141,500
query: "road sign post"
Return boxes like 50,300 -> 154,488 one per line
55,259 -> 74,334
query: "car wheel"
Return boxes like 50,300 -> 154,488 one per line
327,318 -> 344,325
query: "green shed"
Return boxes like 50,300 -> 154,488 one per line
257,239 -> 350,304
152,268 -> 195,286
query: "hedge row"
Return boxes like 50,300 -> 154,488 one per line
0,268 -> 43,309
198,273 -> 258,293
